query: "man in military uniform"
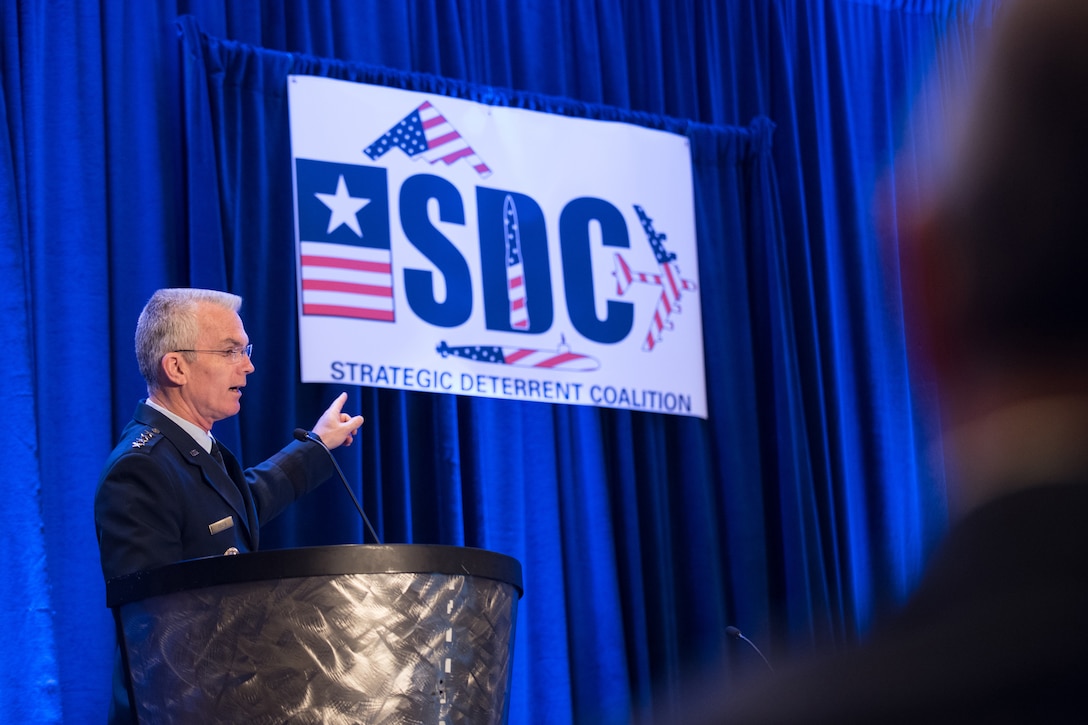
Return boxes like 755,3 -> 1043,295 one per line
94,287 -> 364,723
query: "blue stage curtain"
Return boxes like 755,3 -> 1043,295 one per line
1,4 -> 62,721
176,21 -> 789,723
0,1 -> 1001,722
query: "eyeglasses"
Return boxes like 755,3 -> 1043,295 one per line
173,344 -> 253,362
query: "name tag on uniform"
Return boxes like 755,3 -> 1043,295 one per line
208,516 -> 235,535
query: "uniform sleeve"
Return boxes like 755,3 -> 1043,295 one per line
243,438 -> 337,525
94,451 -> 185,582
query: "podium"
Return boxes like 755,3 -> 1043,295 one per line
107,544 -> 523,724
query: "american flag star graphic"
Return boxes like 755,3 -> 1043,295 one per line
295,160 -> 395,322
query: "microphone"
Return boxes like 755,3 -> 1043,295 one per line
726,625 -> 774,672
294,428 -> 383,544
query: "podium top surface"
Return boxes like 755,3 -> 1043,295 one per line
106,543 -> 523,608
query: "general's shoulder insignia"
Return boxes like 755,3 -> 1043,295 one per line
130,427 -> 161,449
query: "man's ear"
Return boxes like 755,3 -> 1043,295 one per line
159,352 -> 189,387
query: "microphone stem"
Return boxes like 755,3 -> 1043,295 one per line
323,446 -> 384,545
727,626 -> 775,672
297,429 -> 383,544
737,632 -> 774,672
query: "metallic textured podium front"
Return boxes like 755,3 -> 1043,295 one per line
107,545 -> 523,725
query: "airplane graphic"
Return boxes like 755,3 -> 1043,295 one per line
612,205 -> 698,351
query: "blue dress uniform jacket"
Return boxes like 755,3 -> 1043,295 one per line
95,400 -> 338,724
94,399 -> 336,582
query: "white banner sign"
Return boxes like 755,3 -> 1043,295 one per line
288,75 -> 707,417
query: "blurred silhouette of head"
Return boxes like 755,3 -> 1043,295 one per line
908,0 -> 1088,382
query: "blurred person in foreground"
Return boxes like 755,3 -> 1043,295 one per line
95,287 -> 364,724
667,0 -> 1088,721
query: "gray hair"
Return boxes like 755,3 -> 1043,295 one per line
135,288 -> 243,390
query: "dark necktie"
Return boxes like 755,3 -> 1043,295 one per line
209,439 -> 250,534
210,440 -> 227,470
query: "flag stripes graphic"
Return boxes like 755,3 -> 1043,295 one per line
612,204 -> 698,352
437,341 -> 600,372
299,240 -> 395,321
613,253 -> 697,299
645,288 -> 676,351
503,195 -> 529,330
364,101 -> 492,177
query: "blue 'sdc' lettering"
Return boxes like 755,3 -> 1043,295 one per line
478,188 -> 554,334
400,175 -> 472,327
398,174 -> 634,344
560,197 -> 633,344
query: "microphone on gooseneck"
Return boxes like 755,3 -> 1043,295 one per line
726,625 -> 775,672
294,428 -> 383,544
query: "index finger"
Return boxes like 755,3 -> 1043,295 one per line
326,391 -> 349,415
